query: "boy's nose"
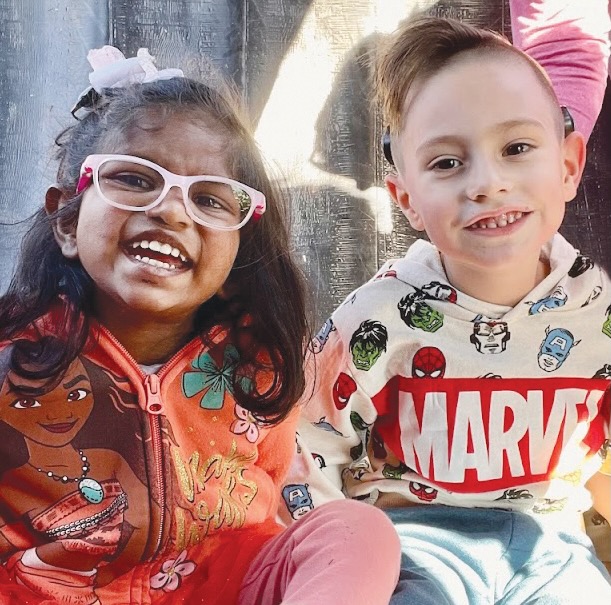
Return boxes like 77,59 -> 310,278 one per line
145,185 -> 191,226
464,158 -> 510,201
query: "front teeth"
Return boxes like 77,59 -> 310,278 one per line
134,255 -> 178,270
472,211 -> 523,229
131,240 -> 187,262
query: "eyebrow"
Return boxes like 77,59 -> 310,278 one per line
6,378 -> 44,397
416,118 -> 545,155
63,374 -> 90,389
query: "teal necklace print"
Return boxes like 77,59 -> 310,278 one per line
29,449 -> 105,504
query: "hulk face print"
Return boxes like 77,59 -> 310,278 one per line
349,320 -> 388,371
398,291 -> 443,332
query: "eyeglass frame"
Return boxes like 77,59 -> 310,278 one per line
75,153 -> 267,231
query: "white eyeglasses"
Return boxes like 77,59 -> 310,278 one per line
76,154 -> 266,231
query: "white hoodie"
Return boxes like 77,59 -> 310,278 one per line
285,234 -> 610,521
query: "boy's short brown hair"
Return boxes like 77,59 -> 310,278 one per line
376,16 -> 560,134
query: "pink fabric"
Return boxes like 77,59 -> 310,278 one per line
238,500 -> 401,605
510,0 -> 611,142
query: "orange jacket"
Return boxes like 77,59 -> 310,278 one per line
0,320 -> 296,604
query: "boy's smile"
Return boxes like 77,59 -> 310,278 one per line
385,52 -> 584,305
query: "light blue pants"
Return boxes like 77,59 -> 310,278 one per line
387,506 -> 611,605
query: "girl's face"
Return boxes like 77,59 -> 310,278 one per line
0,357 -> 94,448
59,113 -> 240,334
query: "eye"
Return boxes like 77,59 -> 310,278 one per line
67,388 -> 90,402
104,172 -> 155,191
191,194 -> 225,211
504,142 -> 532,156
430,158 -> 462,171
11,398 -> 41,409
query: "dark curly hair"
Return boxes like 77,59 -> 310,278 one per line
0,75 -> 310,425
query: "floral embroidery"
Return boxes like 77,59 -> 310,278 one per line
183,344 -> 249,410
150,550 -> 196,592
230,404 -> 261,443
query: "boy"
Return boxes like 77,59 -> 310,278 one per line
288,16 -> 611,604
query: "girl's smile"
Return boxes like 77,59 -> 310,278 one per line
128,238 -> 189,270
124,231 -> 192,273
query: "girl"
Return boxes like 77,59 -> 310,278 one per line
0,47 -> 400,605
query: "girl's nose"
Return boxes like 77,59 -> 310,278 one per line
464,158 -> 511,201
145,185 -> 192,226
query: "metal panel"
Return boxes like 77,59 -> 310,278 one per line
0,0 -> 609,325
0,0 -> 107,289
109,0 -> 241,83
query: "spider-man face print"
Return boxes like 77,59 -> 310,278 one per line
333,372 -> 357,409
412,347 -> 446,378
409,481 -> 438,502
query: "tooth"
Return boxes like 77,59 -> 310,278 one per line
486,219 -> 497,229
132,242 -> 140,249
135,255 -> 141,260
180,254 -> 187,262
160,243 -> 172,255
507,213 -> 516,224
149,241 -> 161,252
142,256 -> 150,263
140,241 -> 150,249
497,214 -> 508,227
171,248 -> 180,258
515,212 -> 523,220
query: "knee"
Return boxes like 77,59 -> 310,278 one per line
315,499 -> 401,556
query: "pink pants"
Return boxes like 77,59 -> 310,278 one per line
238,499 -> 401,605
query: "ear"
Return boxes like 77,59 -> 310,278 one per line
384,173 -> 425,231
561,131 -> 586,203
45,186 -> 79,259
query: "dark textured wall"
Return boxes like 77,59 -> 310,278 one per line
0,0 -> 609,326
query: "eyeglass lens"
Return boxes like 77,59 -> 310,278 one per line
97,159 -> 253,228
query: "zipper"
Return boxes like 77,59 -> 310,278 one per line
149,403 -> 166,557
144,374 -> 163,414
95,322 -> 229,557
144,373 -> 166,556
96,325 -> 172,557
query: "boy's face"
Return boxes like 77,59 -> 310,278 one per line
386,53 -> 584,285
